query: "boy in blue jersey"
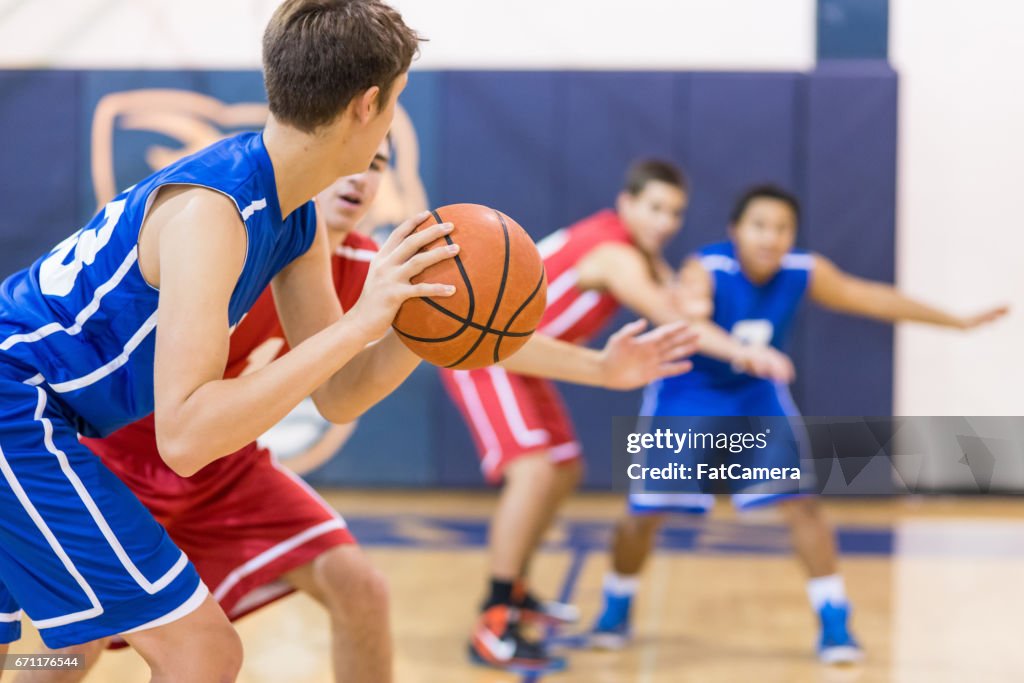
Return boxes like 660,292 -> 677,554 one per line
591,185 -> 1008,663
0,2 -> 467,680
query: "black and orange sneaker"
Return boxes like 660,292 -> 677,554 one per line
469,605 -> 567,674
513,580 -> 581,627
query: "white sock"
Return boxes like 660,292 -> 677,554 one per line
604,572 -> 640,597
806,574 -> 848,611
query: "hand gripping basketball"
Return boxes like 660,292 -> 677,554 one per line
392,204 -> 548,370
346,211 -> 460,343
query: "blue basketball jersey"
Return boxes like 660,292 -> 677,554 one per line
657,240 -> 813,397
0,132 -> 317,437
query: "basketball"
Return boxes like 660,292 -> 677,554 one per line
392,203 -> 547,370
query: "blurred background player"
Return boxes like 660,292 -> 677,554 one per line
441,162 -> 798,673
592,184 -> 1008,662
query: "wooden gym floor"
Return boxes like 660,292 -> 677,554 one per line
9,493 -> 1024,682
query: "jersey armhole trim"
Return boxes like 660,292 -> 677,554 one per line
135,182 -> 253,296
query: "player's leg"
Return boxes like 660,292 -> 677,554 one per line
491,452 -> 582,627
120,597 -> 241,683
283,545 -> 391,683
512,454 -> 583,625
472,455 -> 566,672
165,448 -> 367,682
590,496 -> 714,649
611,512 -> 666,575
777,496 -> 838,576
587,511 -> 666,650
0,589 -> 11,679
500,376 -> 584,625
736,384 -> 862,664
0,379 -> 233,681
490,453 -> 560,584
1,580 -> 20,675
591,407 -> 720,649
439,368 -> 566,673
10,639 -> 109,683
772,495 -> 861,663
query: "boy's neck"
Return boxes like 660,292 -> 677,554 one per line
263,117 -> 350,219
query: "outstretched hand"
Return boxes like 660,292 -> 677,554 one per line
598,320 -> 699,390
957,305 -> 1009,330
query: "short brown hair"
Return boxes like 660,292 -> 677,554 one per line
730,184 -> 800,225
622,159 -> 688,196
263,0 -> 423,133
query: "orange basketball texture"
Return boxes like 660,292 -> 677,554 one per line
392,204 -> 548,370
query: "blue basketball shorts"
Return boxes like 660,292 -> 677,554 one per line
0,371 -> 206,649
629,378 -> 812,515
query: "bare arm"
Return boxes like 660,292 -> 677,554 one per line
299,330 -> 422,423
576,243 -> 684,326
675,257 -> 795,383
153,195 -> 454,476
273,211 -> 457,424
499,320 -> 697,389
808,254 -> 1009,329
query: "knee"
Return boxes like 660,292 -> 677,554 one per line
779,496 -> 824,523
622,513 -> 664,538
202,625 -> 244,681
148,623 -> 242,682
560,458 -> 584,486
316,548 -> 390,621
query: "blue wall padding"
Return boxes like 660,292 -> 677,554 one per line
681,73 -> 804,260
797,62 -> 897,417
435,71 -> 565,236
397,70 -> 445,205
0,71 -> 82,280
559,71 -> 678,230
0,67 -> 897,490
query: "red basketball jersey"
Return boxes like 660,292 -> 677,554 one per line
84,231 -> 378,463
536,209 -> 634,343
225,231 -> 378,378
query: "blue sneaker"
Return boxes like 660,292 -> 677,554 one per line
817,602 -> 864,664
589,592 -> 633,650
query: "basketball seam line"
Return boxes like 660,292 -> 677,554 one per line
493,270 -> 546,364
442,210 -> 512,368
418,298 -> 534,338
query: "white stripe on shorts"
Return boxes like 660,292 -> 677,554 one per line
33,387 -> 188,595
212,519 -> 345,603
450,370 -> 506,475
0,441 -> 104,629
120,581 -> 210,636
486,367 -> 548,448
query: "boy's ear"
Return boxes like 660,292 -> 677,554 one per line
354,86 -> 382,124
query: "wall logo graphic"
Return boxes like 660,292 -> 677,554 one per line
90,88 -> 428,229
91,89 -> 268,208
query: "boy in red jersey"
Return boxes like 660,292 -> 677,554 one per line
21,144 -> 698,683
441,160 -> 793,673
